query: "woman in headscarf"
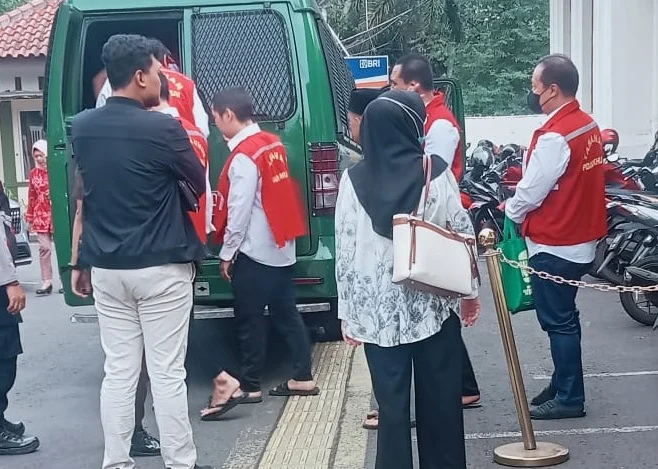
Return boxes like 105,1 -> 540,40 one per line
335,90 -> 480,469
26,139 -> 60,295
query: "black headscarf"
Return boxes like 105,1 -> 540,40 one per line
348,90 -> 447,239
349,88 -> 386,115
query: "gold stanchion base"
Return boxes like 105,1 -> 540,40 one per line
494,442 -> 570,467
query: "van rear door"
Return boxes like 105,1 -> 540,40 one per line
183,5 -> 312,255
44,3 -> 87,305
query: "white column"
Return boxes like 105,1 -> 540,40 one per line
569,0 -> 593,112
591,0 -> 613,126
550,0 -> 571,55
651,2 -> 658,137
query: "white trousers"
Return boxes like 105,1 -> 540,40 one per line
92,263 -> 197,469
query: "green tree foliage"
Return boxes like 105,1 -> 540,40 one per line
0,0 -> 27,14
454,0 -> 549,116
324,0 -> 463,78
326,0 -> 549,116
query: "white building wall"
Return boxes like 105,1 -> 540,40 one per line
552,0 -> 656,159
0,57 -> 45,93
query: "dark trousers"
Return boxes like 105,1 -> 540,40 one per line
365,313 -> 466,469
0,356 -> 17,422
461,336 -> 479,397
232,254 -> 313,393
529,253 -> 591,407
0,322 -> 21,423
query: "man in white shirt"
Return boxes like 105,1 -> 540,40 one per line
212,88 -> 318,401
390,54 -> 481,408
506,54 -> 607,420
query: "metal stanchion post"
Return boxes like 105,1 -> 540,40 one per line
478,228 -> 570,467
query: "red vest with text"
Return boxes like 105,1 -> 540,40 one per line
522,100 -> 607,245
177,116 -> 209,243
424,92 -> 464,182
162,68 -> 197,127
213,131 -> 307,248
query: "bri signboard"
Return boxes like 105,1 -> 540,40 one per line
345,56 -> 389,89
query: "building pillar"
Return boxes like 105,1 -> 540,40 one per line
550,0 -> 571,56
569,0 -> 593,112
0,101 -> 17,194
591,0 -> 613,127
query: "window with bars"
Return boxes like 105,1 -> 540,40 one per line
191,9 -> 296,122
317,21 -> 355,139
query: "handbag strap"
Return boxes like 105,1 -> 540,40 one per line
412,154 -> 449,220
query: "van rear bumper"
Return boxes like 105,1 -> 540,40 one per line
70,302 -> 332,323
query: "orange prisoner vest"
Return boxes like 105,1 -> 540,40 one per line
176,116 -> 209,243
213,131 -> 307,248
521,100 -> 607,245
162,68 -> 197,127
424,92 -> 464,182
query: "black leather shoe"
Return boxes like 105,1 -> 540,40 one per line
530,399 -> 585,420
35,285 -> 53,296
0,428 -> 39,455
530,385 -> 556,406
130,428 -> 160,457
1,418 -> 25,437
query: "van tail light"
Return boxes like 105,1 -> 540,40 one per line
310,143 -> 339,215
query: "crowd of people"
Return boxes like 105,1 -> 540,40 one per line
337,52 -> 605,469
0,31 -> 605,469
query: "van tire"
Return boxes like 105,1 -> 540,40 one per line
303,307 -> 342,343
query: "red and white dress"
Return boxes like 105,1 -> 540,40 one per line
26,167 -> 53,234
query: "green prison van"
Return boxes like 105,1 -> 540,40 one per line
45,0 -> 466,339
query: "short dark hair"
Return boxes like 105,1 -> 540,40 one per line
396,53 -> 434,91
537,54 -> 579,97
102,34 -> 155,90
148,38 -> 172,63
158,73 -> 170,102
212,87 -> 254,122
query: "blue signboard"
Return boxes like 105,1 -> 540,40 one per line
345,56 -> 389,89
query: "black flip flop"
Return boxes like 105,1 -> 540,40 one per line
201,393 -> 247,421
463,401 -> 482,409
269,382 -> 320,397
240,395 -> 263,404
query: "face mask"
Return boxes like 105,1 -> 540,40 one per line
527,90 -> 544,114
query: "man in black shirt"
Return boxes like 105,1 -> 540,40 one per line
71,34 -> 211,469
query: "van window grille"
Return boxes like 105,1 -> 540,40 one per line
317,21 -> 355,139
191,10 -> 296,122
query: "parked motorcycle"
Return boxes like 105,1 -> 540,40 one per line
620,255 -> 658,327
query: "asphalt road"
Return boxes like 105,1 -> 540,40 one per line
5,252 -> 658,469
364,263 -> 658,468
2,254 -> 294,469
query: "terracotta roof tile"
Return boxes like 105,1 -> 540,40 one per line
0,0 -> 62,59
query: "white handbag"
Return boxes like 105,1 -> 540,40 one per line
392,154 -> 480,297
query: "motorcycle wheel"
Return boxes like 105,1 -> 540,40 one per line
619,256 -> 658,326
593,236 -> 625,285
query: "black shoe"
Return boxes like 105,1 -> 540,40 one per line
194,466 -> 217,469
35,285 -> 53,296
130,429 -> 161,457
530,399 -> 585,420
0,428 -> 39,455
530,385 -> 556,406
1,418 -> 25,437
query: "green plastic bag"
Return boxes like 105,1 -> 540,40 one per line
498,217 -> 534,314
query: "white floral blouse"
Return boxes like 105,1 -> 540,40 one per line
335,170 -> 478,347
